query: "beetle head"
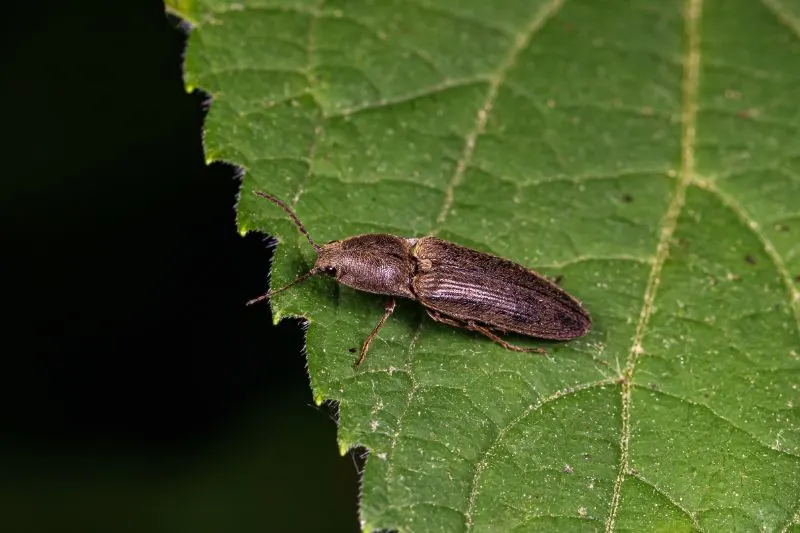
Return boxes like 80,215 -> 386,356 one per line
310,235 -> 415,298
311,240 -> 343,277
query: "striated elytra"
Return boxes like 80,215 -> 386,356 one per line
247,191 -> 591,368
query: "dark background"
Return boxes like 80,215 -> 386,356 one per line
2,1 -> 360,531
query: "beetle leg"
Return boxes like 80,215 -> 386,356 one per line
354,298 -> 396,369
425,309 -> 464,329
426,310 -> 546,354
466,321 -> 547,354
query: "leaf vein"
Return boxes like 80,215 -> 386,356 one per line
761,0 -> 800,39
433,0 -> 567,230
469,165 -> 677,192
404,0 -> 516,38
317,10 -> 447,80
700,107 -> 800,134
691,178 -> 800,331
642,386 -> 800,460
606,0 -> 703,531
504,79 -> 678,120
325,77 -> 488,118
463,377 -> 619,531
779,505 -> 800,533
627,472 -> 703,531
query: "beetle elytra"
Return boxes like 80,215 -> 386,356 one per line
247,191 -> 591,368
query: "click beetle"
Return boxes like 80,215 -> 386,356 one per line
247,191 -> 591,368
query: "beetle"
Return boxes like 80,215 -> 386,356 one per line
247,191 -> 591,368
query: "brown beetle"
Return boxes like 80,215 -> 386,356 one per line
247,191 -> 591,368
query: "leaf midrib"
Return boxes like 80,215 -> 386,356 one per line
604,0 -> 704,530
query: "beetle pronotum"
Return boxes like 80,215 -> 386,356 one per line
247,191 -> 591,368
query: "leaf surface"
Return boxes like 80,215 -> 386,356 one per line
169,0 -> 800,530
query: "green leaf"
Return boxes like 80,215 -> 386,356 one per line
169,0 -> 800,530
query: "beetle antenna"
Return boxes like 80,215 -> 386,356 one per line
252,191 -> 321,252
246,269 -> 318,306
